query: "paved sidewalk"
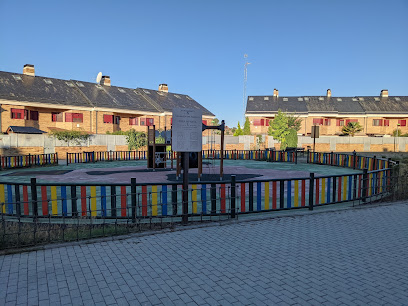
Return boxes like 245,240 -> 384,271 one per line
1,202 -> 407,305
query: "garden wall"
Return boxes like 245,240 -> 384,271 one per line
0,134 -> 407,156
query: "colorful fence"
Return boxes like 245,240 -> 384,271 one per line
66,149 -> 298,165
66,151 -> 147,164
307,151 -> 395,170
0,153 -> 58,170
0,167 -> 391,220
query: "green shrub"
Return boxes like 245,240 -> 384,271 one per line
286,128 -> 298,148
50,130 -> 91,145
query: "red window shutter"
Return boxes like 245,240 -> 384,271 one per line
129,117 -> 138,125
313,118 -> 323,125
384,119 -> 390,126
104,115 -> 113,123
74,113 -> 83,122
52,113 -> 57,122
265,119 -> 270,126
65,113 -> 73,122
202,120 -> 207,125
336,119 -> 340,126
398,120 -> 407,126
146,118 -> 154,126
379,119 -> 383,126
253,119 -> 261,126
260,119 -> 265,126
345,119 -> 350,125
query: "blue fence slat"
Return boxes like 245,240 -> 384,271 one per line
7,184 -> 13,214
162,185 -> 167,216
257,182 -> 261,211
101,186 -> 106,217
201,184 -> 207,214
61,186 -> 67,216
287,181 -> 292,208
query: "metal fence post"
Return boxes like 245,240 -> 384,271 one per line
30,178 -> 38,217
353,151 -> 357,170
362,168 -> 368,203
131,178 -> 137,223
309,173 -> 315,210
231,175 -> 236,218
66,152 -> 69,166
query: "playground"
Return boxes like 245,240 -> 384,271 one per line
0,159 -> 360,185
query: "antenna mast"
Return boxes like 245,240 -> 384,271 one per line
243,54 -> 250,123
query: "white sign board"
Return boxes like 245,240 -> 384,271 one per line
172,108 -> 202,152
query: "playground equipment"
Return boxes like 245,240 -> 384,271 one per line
176,120 -> 225,181
147,126 -> 172,170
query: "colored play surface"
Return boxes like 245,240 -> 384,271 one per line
0,159 -> 361,184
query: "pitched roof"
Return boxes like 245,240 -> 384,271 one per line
0,70 -> 214,116
246,95 -> 408,115
0,71 -> 90,107
7,126 -> 46,134
137,88 -> 214,116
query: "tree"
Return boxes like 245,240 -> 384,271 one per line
342,122 -> 363,137
243,117 -> 251,135
268,110 -> 290,148
268,110 -> 302,150
287,114 -> 302,132
286,129 -> 298,148
126,129 -> 147,150
211,118 -> 220,126
234,122 -> 243,136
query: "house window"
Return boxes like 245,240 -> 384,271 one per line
66,113 -> 83,123
373,119 -> 383,126
30,111 -> 39,121
103,115 -> 114,124
140,118 -> 146,126
129,117 -> 138,125
72,113 -> 83,123
146,118 -> 154,126
115,116 -> 121,125
52,112 -> 63,122
313,118 -> 323,125
324,119 -> 331,126
253,119 -> 262,126
336,119 -> 344,126
398,120 -> 407,126
11,108 -> 25,119
384,119 -> 390,126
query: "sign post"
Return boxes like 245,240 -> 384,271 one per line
311,125 -> 320,152
172,108 -> 203,224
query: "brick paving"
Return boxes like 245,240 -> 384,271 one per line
1,202 -> 407,305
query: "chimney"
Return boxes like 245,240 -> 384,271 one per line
158,84 -> 168,93
273,88 -> 279,97
380,89 -> 388,98
23,64 -> 35,76
101,76 -> 111,86
327,89 -> 331,98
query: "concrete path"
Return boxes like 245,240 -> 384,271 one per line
1,202 -> 407,305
